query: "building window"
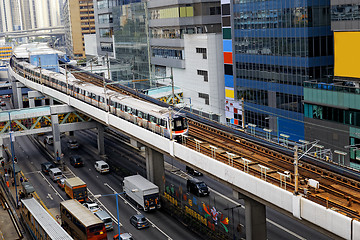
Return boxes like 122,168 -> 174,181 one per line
152,48 -> 184,60
99,28 -> 113,38
198,93 -> 209,105
100,42 -> 113,52
98,13 -> 113,24
210,6 -> 221,15
197,70 -> 208,82
155,65 -> 166,77
196,48 -> 207,59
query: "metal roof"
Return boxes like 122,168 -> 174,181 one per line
13,43 -> 65,59
21,198 -> 73,240
124,175 -> 159,191
65,177 -> 86,187
60,200 -> 103,227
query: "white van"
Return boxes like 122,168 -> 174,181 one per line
45,135 -> 54,145
94,160 -> 109,174
49,168 -> 62,182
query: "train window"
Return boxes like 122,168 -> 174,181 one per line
138,111 -> 144,118
110,100 -> 115,106
174,119 -> 182,127
125,106 -> 132,113
69,85 -> 73,90
149,115 -> 156,123
161,119 -> 166,127
100,97 -> 104,103
132,108 -> 137,115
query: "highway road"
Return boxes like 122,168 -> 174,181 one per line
7,127 -> 331,240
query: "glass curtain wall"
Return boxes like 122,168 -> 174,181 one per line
232,0 -> 333,140
113,0 -> 150,89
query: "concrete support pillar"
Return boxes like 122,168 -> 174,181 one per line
244,197 -> 267,240
145,147 -> 165,194
10,77 -> 18,108
50,114 -> 62,164
29,98 -> 35,108
130,138 -> 143,149
28,91 -> 44,108
41,99 -> 46,106
16,83 -> 23,109
49,98 -> 54,106
0,138 -> 5,161
233,191 -> 267,240
97,123 -> 105,156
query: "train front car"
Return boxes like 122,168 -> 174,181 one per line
170,113 -> 188,141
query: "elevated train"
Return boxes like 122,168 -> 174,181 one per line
11,57 -> 188,140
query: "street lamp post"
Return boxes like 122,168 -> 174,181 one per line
94,192 -> 125,237
8,112 -> 18,206
94,189 -> 138,238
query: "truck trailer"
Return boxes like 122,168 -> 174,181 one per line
123,175 -> 161,211
65,177 -> 88,203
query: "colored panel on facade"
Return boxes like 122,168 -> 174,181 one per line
222,16 -> 231,27
222,4 -> 230,15
223,28 -> 231,39
224,74 -> 234,88
224,64 -> 233,75
221,0 -> 230,4
223,40 -> 232,52
224,52 -> 233,64
334,32 -> 360,79
225,88 -> 235,99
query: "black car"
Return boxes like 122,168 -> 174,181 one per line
186,166 -> 203,176
41,162 -> 55,175
67,139 -> 79,149
187,178 -> 209,197
69,155 -> 84,167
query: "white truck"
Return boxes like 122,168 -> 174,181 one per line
123,175 -> 161,211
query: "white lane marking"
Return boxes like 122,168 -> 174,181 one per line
38,171 -> 64,201
103,183 -> 173,240
169,167 -> 307,240
267,219 -> 306,240
47,193 -> 53,200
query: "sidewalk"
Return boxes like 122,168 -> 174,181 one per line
0,166 -> 30,240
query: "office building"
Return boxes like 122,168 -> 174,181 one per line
63,0 -> 95,58
93,0 -> 121,57
304,1 -> 360,168
222,0 -> 333,140
148,0 -> 225,119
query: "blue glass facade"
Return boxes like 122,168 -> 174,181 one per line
228,0 -> 333,140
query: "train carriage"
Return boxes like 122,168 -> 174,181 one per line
11,57 -> 188,140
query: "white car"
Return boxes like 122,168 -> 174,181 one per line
94,160 -> 109,174
83,202 -> 100,213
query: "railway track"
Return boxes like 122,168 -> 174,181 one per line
187,119 -> 360,218
68,66 -> 360,218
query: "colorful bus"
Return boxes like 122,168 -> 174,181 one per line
20,198 -> 73,240
60,199 -> 107,240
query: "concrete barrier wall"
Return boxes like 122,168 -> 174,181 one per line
353,219 -> 360,240
174,143 -> 294,213
301,198 -> 352,239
